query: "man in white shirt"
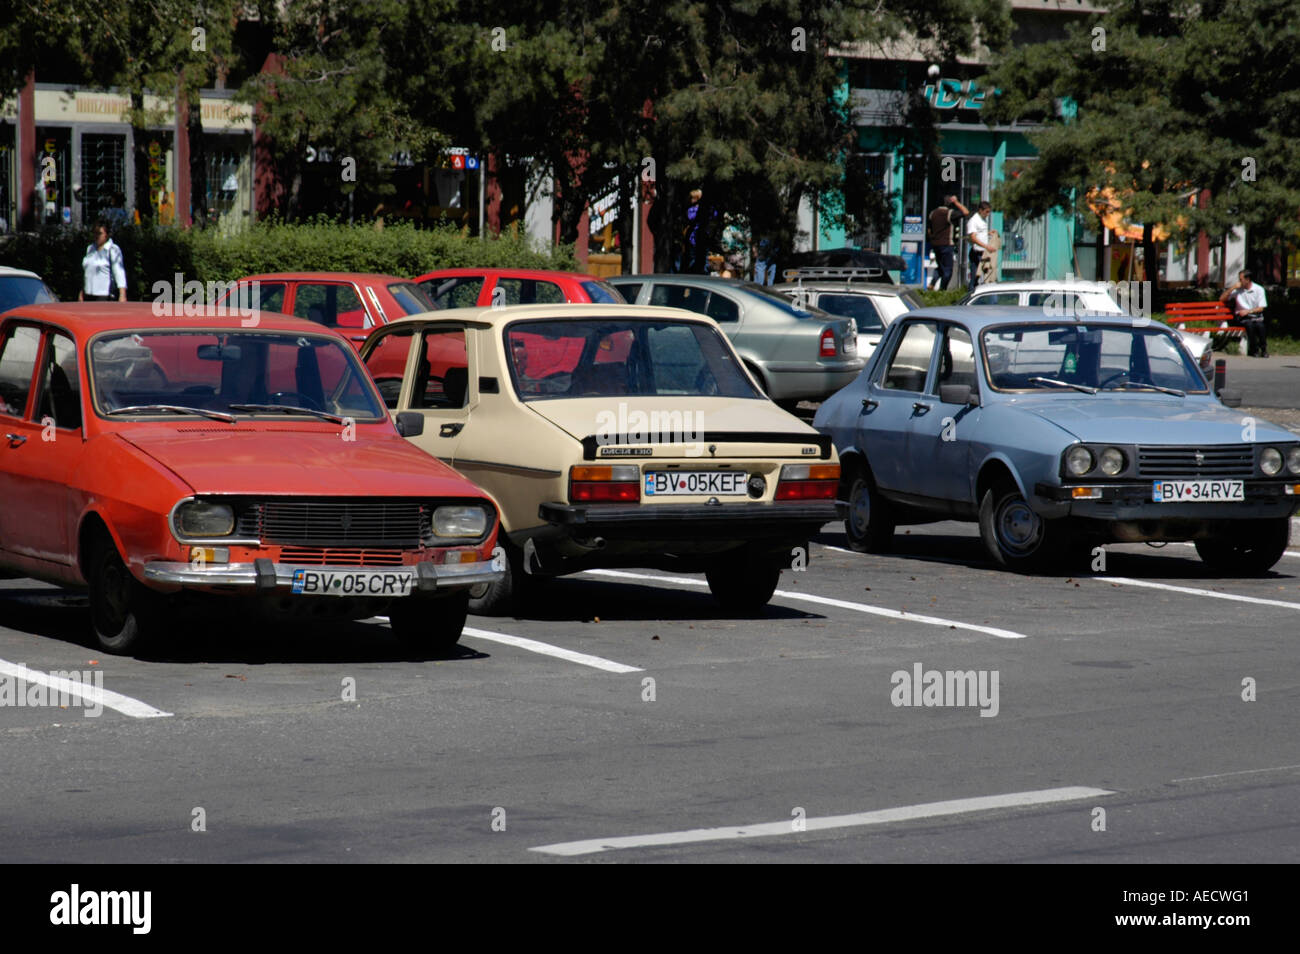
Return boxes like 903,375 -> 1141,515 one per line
79,219 -> 127,302
965,200 -> 993,292
1220,270 -> 1268,357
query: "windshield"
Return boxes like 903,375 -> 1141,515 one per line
89,330 -> 386,419
0,276 -> 57,310
505,318 -> 762,401
386,282 -> 437,314
982,324 -> 1207,393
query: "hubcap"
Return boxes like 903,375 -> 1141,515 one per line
850,482 -> 871,537
996,497 -> 1042,555
96,558 -> 131,633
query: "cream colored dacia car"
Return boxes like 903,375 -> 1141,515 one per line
359,303 -> 843,614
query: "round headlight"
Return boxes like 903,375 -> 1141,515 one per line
1066,445 -> 1094,476
1099,446 -> 1125,476
1287,446 -> 1300,475
1261,447 -> 1284,476
175,501 -> 235,537
433,505 -> 488,538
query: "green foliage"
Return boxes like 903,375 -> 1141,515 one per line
0,222 -> 575,300
915,287 -> 969,307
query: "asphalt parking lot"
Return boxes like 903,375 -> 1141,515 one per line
3,513 -> 1299,864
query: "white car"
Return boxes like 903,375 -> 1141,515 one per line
962,280 -> 1214,380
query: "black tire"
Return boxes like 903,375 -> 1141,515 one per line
466,537 -> 540,616
977,482 -> 1076,572
88,537 -> 160,654
776,398 -> 802,414
1195,518 -> 1290,575
706,555 -> 781,612
844,469 -> 895,553
388,590 -> 469,652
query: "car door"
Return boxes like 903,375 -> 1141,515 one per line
403,323 -> 474,466
906,323 -> 980,505
290,281 -> 373,347
857,319 -> 939,492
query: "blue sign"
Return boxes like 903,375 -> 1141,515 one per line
466,156 -> 480,170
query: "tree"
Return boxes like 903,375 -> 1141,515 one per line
981,0 -> 1300,286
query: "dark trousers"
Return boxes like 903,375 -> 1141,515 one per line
933,245 -> 954,289
968,250 -> 984,291
1241,315 -> 1267,356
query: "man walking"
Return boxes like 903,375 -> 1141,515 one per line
965,200 -> 994,292
79,219 -> 127,302
927,194 -> 968,290
1221,270 -> 1268,357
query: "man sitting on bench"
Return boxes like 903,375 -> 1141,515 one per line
1221,270 -> 1268,358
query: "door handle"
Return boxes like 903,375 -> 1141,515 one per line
349,334 -> 367,342
439,422 -> 464,438
4,433 -> 27,445
911,402 -> 932,414
861,397 -> 879,410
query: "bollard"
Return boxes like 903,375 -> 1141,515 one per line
1214,358 -> 1226,395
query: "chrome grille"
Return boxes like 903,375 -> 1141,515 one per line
236,500 -> 426,547
1136,445 -> 1254,478
278,547 -> 406,567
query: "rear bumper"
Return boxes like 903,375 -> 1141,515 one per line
142,559 -> 503,592
761,363 -> 864,401
539,500 -> 844,539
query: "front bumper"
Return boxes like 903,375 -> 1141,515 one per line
539,500 -> 844,540
1034,481 -> 1300,520
142,559 -> 503,592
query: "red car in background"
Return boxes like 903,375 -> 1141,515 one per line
415,268 -> 624,310
220,272 -> 436,349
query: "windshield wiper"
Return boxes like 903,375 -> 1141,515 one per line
228,403 -> 348,425
1105,383 -> 1186,397
1028,376 -> 1097,395
105,404 -> 236,423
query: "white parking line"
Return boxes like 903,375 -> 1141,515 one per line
583,569 -> 1031,640
0,659 -> 172,719
1097,577 -> 1300,611
460,627 -> 642,674
530,786 -> 1115,856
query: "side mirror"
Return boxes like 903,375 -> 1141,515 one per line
939,383 -> 977,406
1217,388 -> 1243,408
395,411 -> 424,437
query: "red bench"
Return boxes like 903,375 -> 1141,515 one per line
1164,301 -> 1244,351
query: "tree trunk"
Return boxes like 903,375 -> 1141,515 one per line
188,89 -> 207,227
1141,221 -> 1158,290
131,91 -> 153,225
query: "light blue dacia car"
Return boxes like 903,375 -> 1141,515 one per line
814,306 -> 1299,573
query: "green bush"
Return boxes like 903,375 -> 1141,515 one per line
915,288 -> 968,307
0,221 -> 577,301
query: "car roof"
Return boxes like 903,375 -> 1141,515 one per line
380,302 -> 722,329
0,266 -> 43,280
772,281 -> 905,295
416,268 -> 597,282
969,280 -> 1115,294
236,272 -> 416,283
900,305 -> 1151,331
3,301 -> 347,335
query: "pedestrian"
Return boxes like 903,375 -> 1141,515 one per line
102,191 -> 129,233
1220,270 -> 1268,357
927,194 -> 968,290
680,188 -> 717,274
79,218 -> 127,302
965,200 -> 994,292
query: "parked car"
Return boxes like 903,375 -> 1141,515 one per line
359,303 -> 843,614
0,303 -> 503,653
772,276 -> 922,360
219,272 -> 437,349
415,267 -> 625,309
961,280 -> 1214,380
608,274 -> 863,408
0,266 -> 58,312
772,248 -> 905,284
815,305 -> 1299,574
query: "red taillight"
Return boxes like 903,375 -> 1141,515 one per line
569,465 -> 641,503
819,328 -> 837,358
775,463 -> 839,500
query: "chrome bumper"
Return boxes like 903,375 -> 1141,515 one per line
142,559 -> 503,592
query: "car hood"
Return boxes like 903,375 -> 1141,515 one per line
117,427 -> 481,497
1009,395 -> 1297,444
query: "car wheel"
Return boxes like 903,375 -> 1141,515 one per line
466,538 -> 539,616
706,554 -> 781,613
978,482 -> 1073,572
844,469 -> 895,553
388,590 -> 470,652
1194,518 -> 1290,575
88,537 -> 160,655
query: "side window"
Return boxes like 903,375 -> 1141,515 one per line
293,283 -> 366,328
818,293 -> 884,334
612,282 -> 641,303
497,279 -> 564,305
970,293 -> 1020,306
386,282 -> 437,315
933,326 -> 977,395
417,329 -> 469,409
427,277 -> 484,309
1027,292 -> 1082,315
37,332 -> 82,429
705,293 -> 740,323
363,329 -> 415,409
584,281 -> 625,304
0,325 -> 41,418
649,284 -> 709,315
881,322 -> 937,392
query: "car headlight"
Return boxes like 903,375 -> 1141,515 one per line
1261,447 -> 1284,476
1066,445 -> 1094,476
1099,446 -> 1125,476
175,500 -> 235,537
1287,446 -> 1300,475
433,505 -> 488,538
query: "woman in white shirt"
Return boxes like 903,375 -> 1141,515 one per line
80,219 -> 128,302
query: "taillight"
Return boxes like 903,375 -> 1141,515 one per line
775,463 -> 840,500
570,465 -> 641,503
819,328 -> 837,357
